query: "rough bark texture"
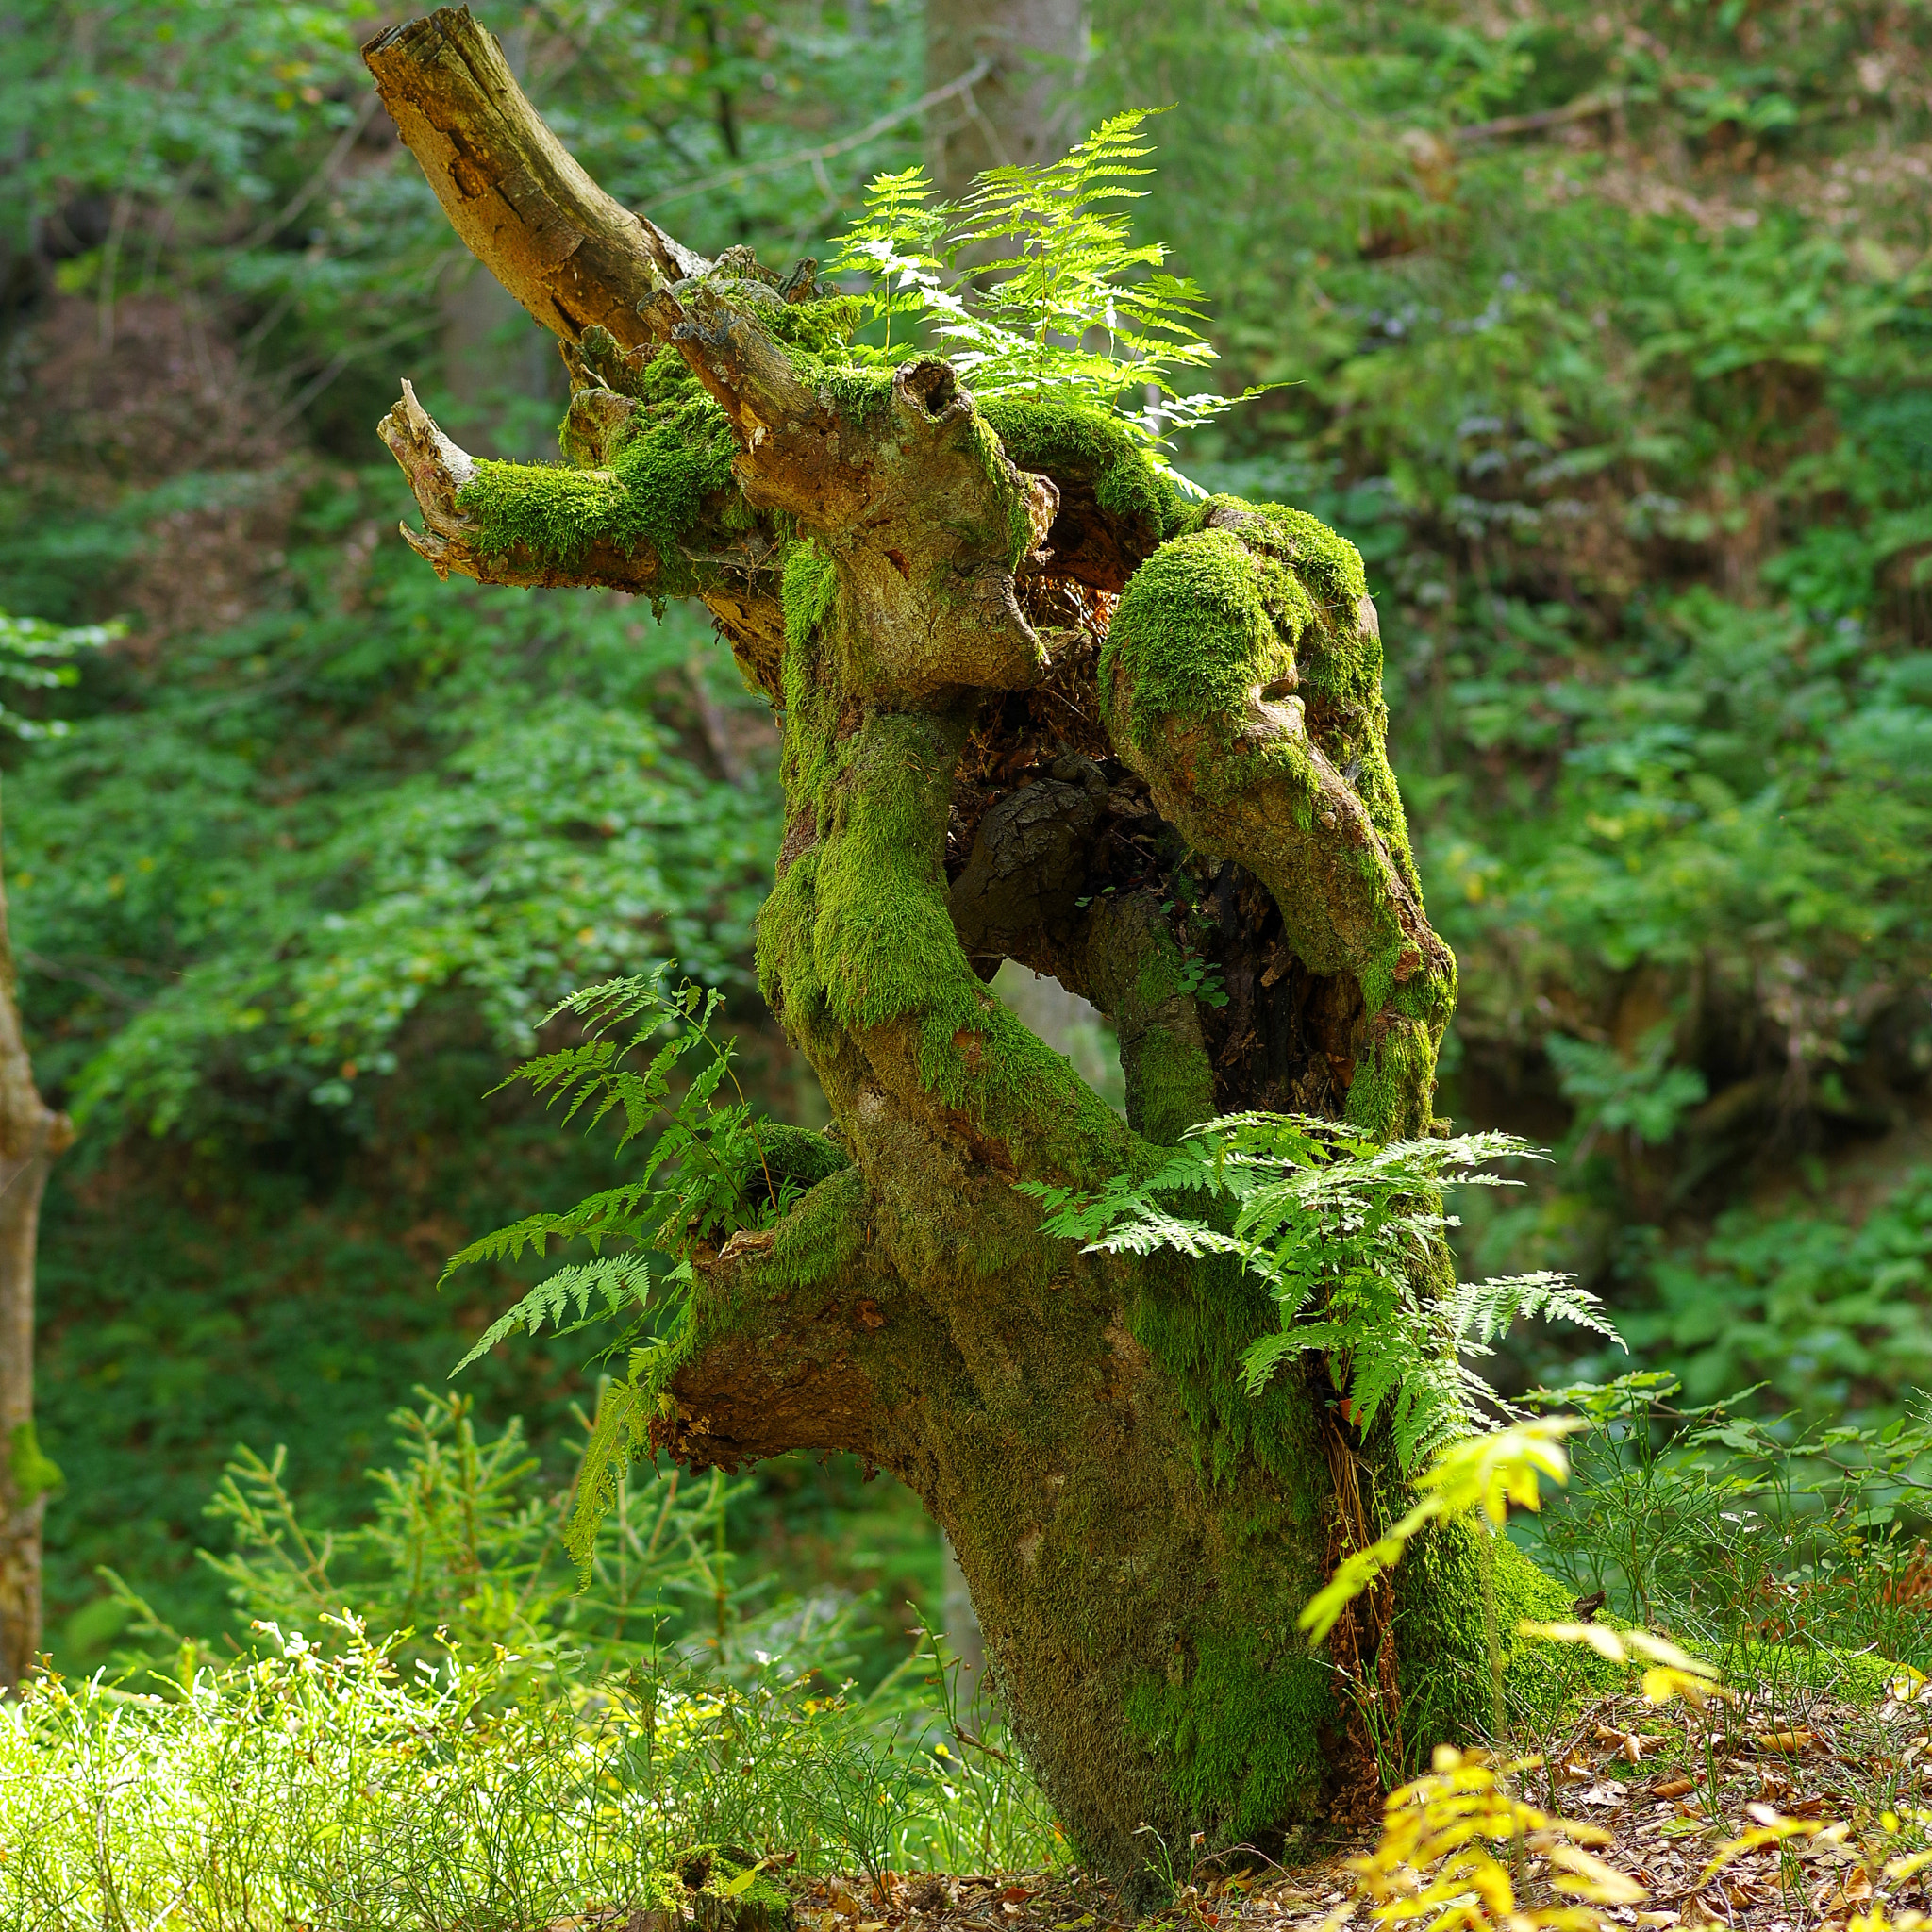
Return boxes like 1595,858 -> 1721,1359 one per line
0,840 -> 73,1694
366,8 -> 1568,1881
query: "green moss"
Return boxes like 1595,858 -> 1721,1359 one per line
957,407 -> 1041,572
1101,528 -> 1310,754
8,1419 -> 63,1507
459,375 -> 737,590
1392,1520 -> 1586,1767
766,1162 -> 866,1290
979,396 -> 1187,538
781,539 -> 839,655
762,293 -> 863,360
1128,1024 -> 1219,1147
812,368 -> 896,424
811,709 -> 981,1040
1124,1622 -> 1331,1844
679,1844 -> 795,1930
1192,496 -> 1367,609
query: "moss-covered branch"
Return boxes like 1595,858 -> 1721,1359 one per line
1102,501 -> 1456,1140
375,378 -> 790,673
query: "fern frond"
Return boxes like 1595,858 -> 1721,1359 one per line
450,1256 -> 656,1377
565,1374 -> 654,1578
824,107 -> 1262,486
437,1183 -> 656,1278
1448,1271 -> 1624,1349
1021,1109 -> 1613,1475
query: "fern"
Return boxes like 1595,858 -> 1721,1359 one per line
441,973 -> 818,1569
1022,1114 -> 1624,1474
824,109 -> 1264,493
448,1256 -> 658,1377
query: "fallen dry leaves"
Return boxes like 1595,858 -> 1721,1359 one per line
770,1677 -> 1932,1932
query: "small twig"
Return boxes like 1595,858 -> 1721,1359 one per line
651,59 -> 993,207
953,1724 -> 1013,1767
1454,91 -> 1626,145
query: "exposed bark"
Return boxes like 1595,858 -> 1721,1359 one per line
366,8 -> 1562,1882
0,832 -> 72,1695
363,11 -> 705,351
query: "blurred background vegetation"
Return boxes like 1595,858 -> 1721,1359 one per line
1,0 -> 1928,1679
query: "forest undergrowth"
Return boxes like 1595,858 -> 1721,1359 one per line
14,1377 -> 1932,1931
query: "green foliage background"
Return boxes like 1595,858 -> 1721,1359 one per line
3,0 -> 1931,1668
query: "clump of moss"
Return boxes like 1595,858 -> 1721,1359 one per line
763,293 -> 863,361
458,354 -> 738,590
1124,1621 -> 1331,1843
1190,496 -> 1367,608
979,396 -> 1189,540
677,1844 -> 796,1932
780,539 -> 838,654
1344,1008 -> 1446,1141
1100,527 -> 1311,754
1393,1520 -> 1597,1764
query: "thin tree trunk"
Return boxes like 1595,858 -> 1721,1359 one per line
925,0 -> 1086,201
0,786 -> 73,1694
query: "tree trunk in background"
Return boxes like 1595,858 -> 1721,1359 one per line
435,17 -> 563,458
0,812 -> 73,1693
925,0 -> 1087,201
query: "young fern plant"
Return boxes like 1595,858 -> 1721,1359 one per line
1021,1113 -> 1623,1475
441,974 -> 802,1379
824,109 -> 1262,493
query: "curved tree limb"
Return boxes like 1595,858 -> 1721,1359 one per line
363,8 -> 705,350
1103,503 -> 1456,1138
375,382 -> 791,672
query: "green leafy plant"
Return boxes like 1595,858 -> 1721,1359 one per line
0,610 -> 114,738
1524,1370 -> 1932,1675
1024,1113 -> 1619,1472
1544,1024 -> 1710,1157
441,974 -> 801,1379
826,109 -> 1259,489
105,1387 -> 872,1696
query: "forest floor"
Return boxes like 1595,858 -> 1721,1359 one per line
775,1682 -> 1932,1932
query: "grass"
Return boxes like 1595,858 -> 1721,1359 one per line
0,1612 -> 1062,1928
1,1394 -> 1059,1929
15,1373 -> 1932,1929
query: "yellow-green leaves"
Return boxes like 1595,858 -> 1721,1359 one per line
1300,1418 -> 1580,1643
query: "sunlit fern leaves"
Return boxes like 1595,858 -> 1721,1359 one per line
441,973 -> 795,1416
824,109 -> 1265,491
1023,1114 -> 1623,1474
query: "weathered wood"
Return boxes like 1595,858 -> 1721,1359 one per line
364,8 -> 707,350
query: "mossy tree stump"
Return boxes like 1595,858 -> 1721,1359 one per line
365,8 -> 1566,1880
